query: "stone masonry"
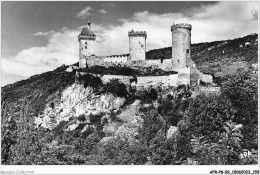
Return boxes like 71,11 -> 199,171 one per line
78,22 -> 96,68
171,23 -> 192,71
128,30 -> 147,62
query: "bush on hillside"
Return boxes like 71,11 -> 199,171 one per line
78,73 -> 103,90
103,79 -> 128,98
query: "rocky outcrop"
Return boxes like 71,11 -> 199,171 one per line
35,83 -> 125,130
166,126 -> 178,139
34,83 -> 143,144
101,100 -> 143,144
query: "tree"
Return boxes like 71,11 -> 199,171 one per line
190,121 -> 243,165
78,73 -> 103,90
222,69 -> 257,149
1,116 -> 18,164
103,79 -> 128,98
187,94 -> 236,143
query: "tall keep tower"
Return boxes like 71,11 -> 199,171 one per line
128,30 -> 147,62
78,22 -> 96,68
171,23 -> 192,71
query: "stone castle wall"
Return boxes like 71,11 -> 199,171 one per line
171,24 -> 191,71
103,55 -> 128,63
86,56 -> 106,67
79,39 -> 95,57
129,31 -> 146,61
145,59 -> 173,70
99,73 -> 179,89
101,75 -> 132,86
190,66 -> 200,86
79,39 -> 95,68
177,67 -> 191,85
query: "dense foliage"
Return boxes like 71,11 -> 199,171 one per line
78,73 -> 103,90
103,79 -> 128,98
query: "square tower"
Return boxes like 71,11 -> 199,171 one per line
78,22 -> 96,68
128,30 -> 147,62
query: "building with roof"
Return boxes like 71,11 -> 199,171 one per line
78,22 -> 96,68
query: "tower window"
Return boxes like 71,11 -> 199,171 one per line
85,46 -> 87,49
178,60 -> 179,63
85,42 -> 87,45
186,49 -> 189,53
141,45 -> 144,48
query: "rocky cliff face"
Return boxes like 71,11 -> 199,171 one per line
35,83 -> 125,130
33,82 -> 143,145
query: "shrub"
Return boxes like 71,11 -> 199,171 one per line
136,88 -> 158,103
148,88 -> 158,101
103,79 -> 128,98
78,73 -> 103,90
53,121 -> 68,137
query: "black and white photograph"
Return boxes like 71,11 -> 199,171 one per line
1,0 -> 259,174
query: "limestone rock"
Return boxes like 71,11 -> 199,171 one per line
35,83 -> 125,130
166,126 -> 178,139
103,122 -> 121,136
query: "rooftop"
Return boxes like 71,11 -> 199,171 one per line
79,27 -> 96,37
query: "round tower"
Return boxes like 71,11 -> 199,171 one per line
171,23 -> 192,71
128,30 -> 147,62
78,22 -> 96,68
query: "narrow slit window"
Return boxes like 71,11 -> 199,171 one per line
85,42 -> 87,45
85,46 -> 87,49
186,49 -> 189,53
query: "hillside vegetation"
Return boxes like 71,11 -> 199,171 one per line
147,33 -> 258,65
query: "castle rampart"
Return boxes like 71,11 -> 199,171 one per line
177,67 -> 191,85
171,23 -> 192,31
128,30 -> 147,38
103,55 -> 129,63
145,59 -> 173,71
99,74 -> 180,90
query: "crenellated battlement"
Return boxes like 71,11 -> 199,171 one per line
128,30 -> 147,38
102,54 -> 129,63
103,54 -> 129,58
78,35 -> 96,41
171,23 -> 192,31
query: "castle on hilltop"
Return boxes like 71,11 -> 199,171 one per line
73,21 -> 215,88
